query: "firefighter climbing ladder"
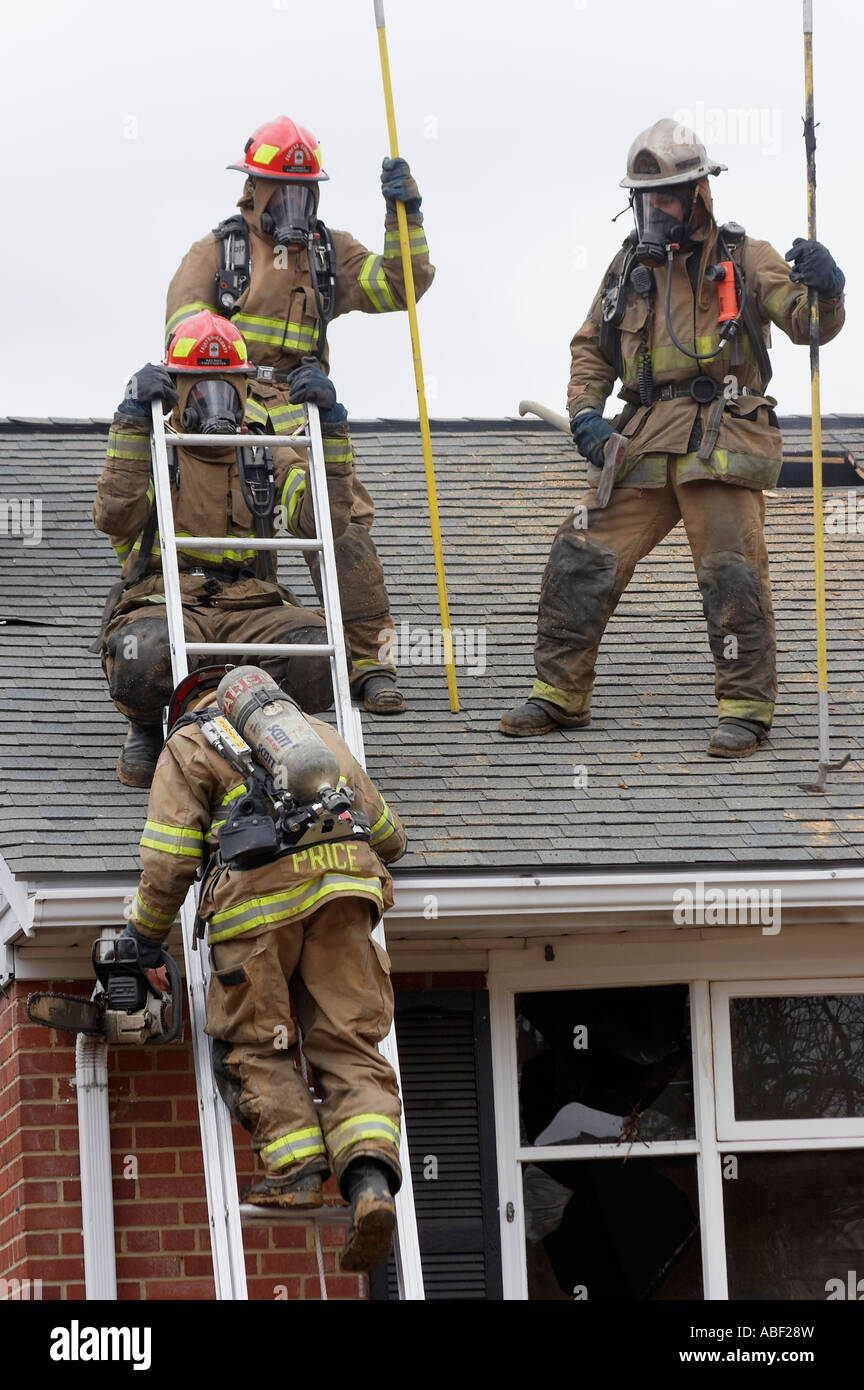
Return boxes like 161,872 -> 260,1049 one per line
148,398 -> 425,1301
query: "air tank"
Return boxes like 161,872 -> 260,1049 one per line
216,666 -> 340,801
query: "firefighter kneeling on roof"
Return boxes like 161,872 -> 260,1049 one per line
94,310 -> 356,788
123,664 -> 407,1273
500,118 -> 846,757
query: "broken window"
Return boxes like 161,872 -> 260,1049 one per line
516,985 -> 695,1146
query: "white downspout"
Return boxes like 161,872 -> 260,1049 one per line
75,1035 -> 117,1299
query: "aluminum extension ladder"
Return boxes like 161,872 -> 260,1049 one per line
149,398 -> 424,1300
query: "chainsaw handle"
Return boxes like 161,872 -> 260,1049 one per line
151,948 -> 183,1044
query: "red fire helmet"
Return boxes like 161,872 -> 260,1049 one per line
228,116 -> 329,182
164,310 -> 251,374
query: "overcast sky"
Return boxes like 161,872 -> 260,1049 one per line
1,0 -> 859,422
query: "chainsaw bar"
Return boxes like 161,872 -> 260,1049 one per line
27,992 -> 104,1036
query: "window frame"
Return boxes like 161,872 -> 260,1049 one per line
711,978 -> 864,1141
491,959 -> 864,1302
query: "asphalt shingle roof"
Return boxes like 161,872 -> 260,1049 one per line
1,417 -> 862,878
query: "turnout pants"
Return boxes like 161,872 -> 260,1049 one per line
307,473 -> 398,693
532,464 -> 776,727
102,576 -> 334,723
205,897 -> 402,1193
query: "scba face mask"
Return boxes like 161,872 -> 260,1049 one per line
261,184 -> 318,245
633,186 -> 695,265
181,380 -> 244,436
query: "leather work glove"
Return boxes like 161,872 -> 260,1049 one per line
118,363 -> 179,417
122,922 -> 165,970
381,157 -> 422,214
784,238 -> 846,298
287,361 -> 347,425
570,408 -> 614,469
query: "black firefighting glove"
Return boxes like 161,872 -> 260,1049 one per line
381,157 -> 422,214
784,238 -> 845,298
570,408 -> 613,469
118,363 -> 179,418
287,362 -> 348,424
123,923 -> 166,970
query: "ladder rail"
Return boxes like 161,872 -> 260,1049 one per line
150,401 -> 249,1299
304,404 -> 425,1301
149,399 -> 425,1301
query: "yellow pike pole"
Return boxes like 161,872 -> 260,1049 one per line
373,0 -> 460,712
799,0 -> 849,792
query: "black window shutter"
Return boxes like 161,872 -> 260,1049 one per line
369,990 -> 502,1300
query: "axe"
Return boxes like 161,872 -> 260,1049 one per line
518,400 -> 627,508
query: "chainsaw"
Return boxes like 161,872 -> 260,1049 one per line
27,935 -> 182,1045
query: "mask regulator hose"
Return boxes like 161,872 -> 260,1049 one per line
662,246 -> 745,365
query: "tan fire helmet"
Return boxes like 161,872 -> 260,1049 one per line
620,117 -> 727,189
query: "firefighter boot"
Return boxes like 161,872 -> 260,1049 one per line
362,674 -> 407,715
499,699 -> 591,738
340,1160 -> 397,1272
241,1160 -> 328,1211
116,721 -> 164,788
707,718 -> 769,759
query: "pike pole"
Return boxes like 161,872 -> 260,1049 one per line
373,0 -> 459,712
799,0 -> 848,792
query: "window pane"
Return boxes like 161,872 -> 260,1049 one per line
725,1151 -> 864,1300
730,994 -> 864,1120
523,1157 -> 702,1300
516,986 -> 694,1146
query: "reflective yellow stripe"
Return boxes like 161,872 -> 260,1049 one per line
358,254 -> 397,313
621,337 -> 758,387
322,440 -> 352,465
763,283 -> 801,328
279,466 -> 307,532
530,680 -> 592,716
207,875 -> 385,943
233,313 -> 318,351
261,1126 -> 327,1171
165,301 -> 217,338
244,398 -> 268,425
107,427 -> 151,462
383,227 -> 428,260
326,1112 -> 401,1159
210,782 -> 248,835
127,530 -> 257,565
369,799 -> 396,847
718,698 -> 774,726
140,819 -> 204,858
133,890 -> 176,930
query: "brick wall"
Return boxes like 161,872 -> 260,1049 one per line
0,979 -> 366,1301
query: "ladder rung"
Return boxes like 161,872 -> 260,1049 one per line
166,433 -> 311,448
239,1203 -> 351,1227
185,642 -> 336,657
178,537 -> 323,552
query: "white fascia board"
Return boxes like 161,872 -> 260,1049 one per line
22,865 -> 864,936
385,866 -> 864,932
0,854 -> 34,939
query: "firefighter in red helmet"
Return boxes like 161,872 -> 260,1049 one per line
166,116 -> 436,715
94,310 -> 357,787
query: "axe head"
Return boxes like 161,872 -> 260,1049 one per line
594,432 -> 627,508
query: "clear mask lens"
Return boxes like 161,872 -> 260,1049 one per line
634,187 -> 693,263
181,381 -> 244,436
263,184 -> 317,244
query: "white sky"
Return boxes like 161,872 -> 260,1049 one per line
1,0 -> 859,421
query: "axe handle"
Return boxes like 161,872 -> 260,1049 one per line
518,399 -> 571,435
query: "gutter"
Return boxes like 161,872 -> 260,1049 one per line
19,863 -> 864,941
